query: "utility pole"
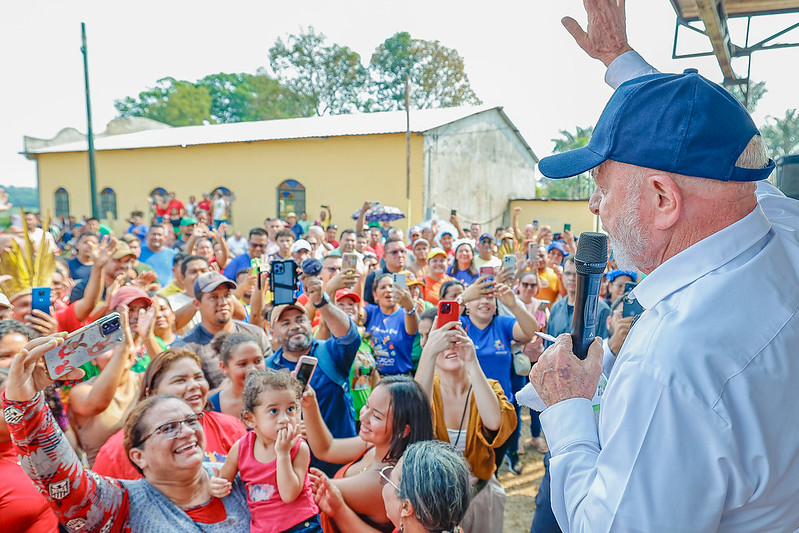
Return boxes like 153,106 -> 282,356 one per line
405,75 -> 411,230
81,22 -> 99,218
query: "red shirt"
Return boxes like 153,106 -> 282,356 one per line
198,200 -> 212,212
55,302 -> 84,333
167,200 -> 185,213
0,441 -> 59,531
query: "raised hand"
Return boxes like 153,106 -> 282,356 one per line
561,0 -> 633,67
0,188 -> 13,212
4,333 -> 78,402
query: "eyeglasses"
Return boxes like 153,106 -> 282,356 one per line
379,465 -> 400,491
520,282 -> 537,288
386,250 -> 404,256
138,412 -> 203,445
249,242 -> 268,249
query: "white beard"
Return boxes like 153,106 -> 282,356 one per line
608,190 -> 649,271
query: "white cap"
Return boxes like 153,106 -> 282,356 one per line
291,239 -> 312,253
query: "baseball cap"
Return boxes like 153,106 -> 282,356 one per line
179,217 -> 197,226
109,286 -> 152,310
547,242 -> 569,257
428,248 -> 447,261
440,230 -> 453,238
605,269 -> 638,283
291,239 -> 312,253
412,238 -> 430,249
335,289 -> 361,304
538,70 -> 775,182
286,212 -> 298,219
409,226 -> 422,237
479,233 -> 494,242
270,303 -> 306,327
193,271 -> 236,298
112,241 -> 136,260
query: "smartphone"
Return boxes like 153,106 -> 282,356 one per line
292,355 -> 318,390
622,282 -> 644,318
270,259 -> 298,306
392,272 -> 407,289
528,242 -> 536,260
43,312 -> 125,380
479,266 -> 495,281
533,219 -> 539,229
451,209 -> 457,216
503,254 -> 516,271
342,253 -> 358,272
538,299 -> 550,310
437,300 -> 460,327
31,287 -> 51,315
564,223 -> 572,232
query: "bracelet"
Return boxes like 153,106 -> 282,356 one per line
405,308 -> 416,315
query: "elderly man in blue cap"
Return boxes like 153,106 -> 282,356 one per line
528,1 -> 799,532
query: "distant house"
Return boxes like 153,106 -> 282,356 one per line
23,106 -> 538,233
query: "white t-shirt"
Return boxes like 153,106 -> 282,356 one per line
212,198 -> 227,221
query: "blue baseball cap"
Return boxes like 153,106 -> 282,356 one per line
547,241 -> 569,257
538,70 -> 775,182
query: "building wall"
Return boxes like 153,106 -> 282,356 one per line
509,199 -> 599,237
36,133 -> 426,234
424,110 -> 537,228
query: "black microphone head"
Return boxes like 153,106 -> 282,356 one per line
574,232 -> 608,275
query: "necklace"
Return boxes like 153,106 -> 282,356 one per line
451,385 -> 472,450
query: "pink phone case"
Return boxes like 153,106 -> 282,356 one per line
43,313 -> 125,379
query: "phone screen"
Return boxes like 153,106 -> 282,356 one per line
295,361 -> 316,389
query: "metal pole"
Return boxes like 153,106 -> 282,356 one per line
405,75 -> 411,230
81,22 -> 99,218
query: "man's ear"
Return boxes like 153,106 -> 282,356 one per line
647,173 -> 682,230
193,297 -> 201,310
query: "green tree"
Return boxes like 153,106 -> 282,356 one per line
368,32 -> 482,112
268,27 -> 368,115
537,126 -> 595,199
761,109 -> 799,159
727,80 -> 767,113
115,77 -> 213,126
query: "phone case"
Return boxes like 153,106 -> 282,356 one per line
43,312 -> 125,379
392,273 -> 407,289
270,259 -> 298,306
479,267 -> 495,278
437,300 -> 460,327
342,254 -> 358,271
503,255 -> 516,269
31,287 -> 51,315
292,355 -> 318,389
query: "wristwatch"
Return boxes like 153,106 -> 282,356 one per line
313,292 -> 331,309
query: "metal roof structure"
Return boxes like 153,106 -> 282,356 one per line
668,0 -> 799,91
23,105 -> 537,162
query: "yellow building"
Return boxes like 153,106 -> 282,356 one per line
24,106 -> 539,234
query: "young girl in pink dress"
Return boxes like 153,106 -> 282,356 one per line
210,369 -> 321,533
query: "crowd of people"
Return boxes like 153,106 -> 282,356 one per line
3,1 -> 799,532
0,187 -> 638,532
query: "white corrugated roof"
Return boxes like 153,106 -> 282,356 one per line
26,105 -> 502,154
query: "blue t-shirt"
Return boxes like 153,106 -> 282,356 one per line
67,257 -> 93,283
265,320 -> 361,476
139,247 -> 177,285
447,266 -> 479,286
223,253 -> 252,281
364,304 -> 415,375
460,314 -> 517,401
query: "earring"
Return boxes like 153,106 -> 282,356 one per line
398,520 -> 404,532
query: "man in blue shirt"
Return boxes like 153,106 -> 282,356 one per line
138,224 -> 177,285
222,228 -> 268,281
266,274 -> 361,476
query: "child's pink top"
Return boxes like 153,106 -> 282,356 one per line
238,431 -> 319,533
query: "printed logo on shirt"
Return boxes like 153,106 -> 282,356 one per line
248,483 -> 276,502
66,518 -> 86,531
99,519 -> 113,533
49,478 -> 70,499
494,340 -> 506,352
3,406 -> 23,425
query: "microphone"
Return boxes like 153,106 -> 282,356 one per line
571,232 -> 608,360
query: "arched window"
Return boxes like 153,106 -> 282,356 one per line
54,188 -> 70,218
100,188 -> 118,220
277,179 -> 305,220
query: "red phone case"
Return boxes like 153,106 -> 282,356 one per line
437,300 -> 460,328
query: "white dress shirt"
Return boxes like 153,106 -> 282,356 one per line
540,53 -> 799,532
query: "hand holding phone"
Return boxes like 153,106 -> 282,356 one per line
31,287 -> 51,316
43,313 -> 126,379
437,300 -> 460,328
292,355 -> 318,391
392,272 -> 407,290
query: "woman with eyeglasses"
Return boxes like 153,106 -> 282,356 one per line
2,335 -> 253,530
93,347 -> 247,480
314,440 -> 471,533
302,375 -> 434,533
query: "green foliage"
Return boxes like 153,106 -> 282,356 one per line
115,77 -> 213,126
1,186 -> 38,210
538,126 -> 595,199
368,32 -> 482,111
268,27 -> 369,116
761,109 -> 799,160
727,80 -> 767,113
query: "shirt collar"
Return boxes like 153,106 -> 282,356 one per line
634,204 -> 771,310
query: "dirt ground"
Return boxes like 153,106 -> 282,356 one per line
498,410 -> 546,533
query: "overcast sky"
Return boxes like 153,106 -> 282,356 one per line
3,1 -> 797,190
